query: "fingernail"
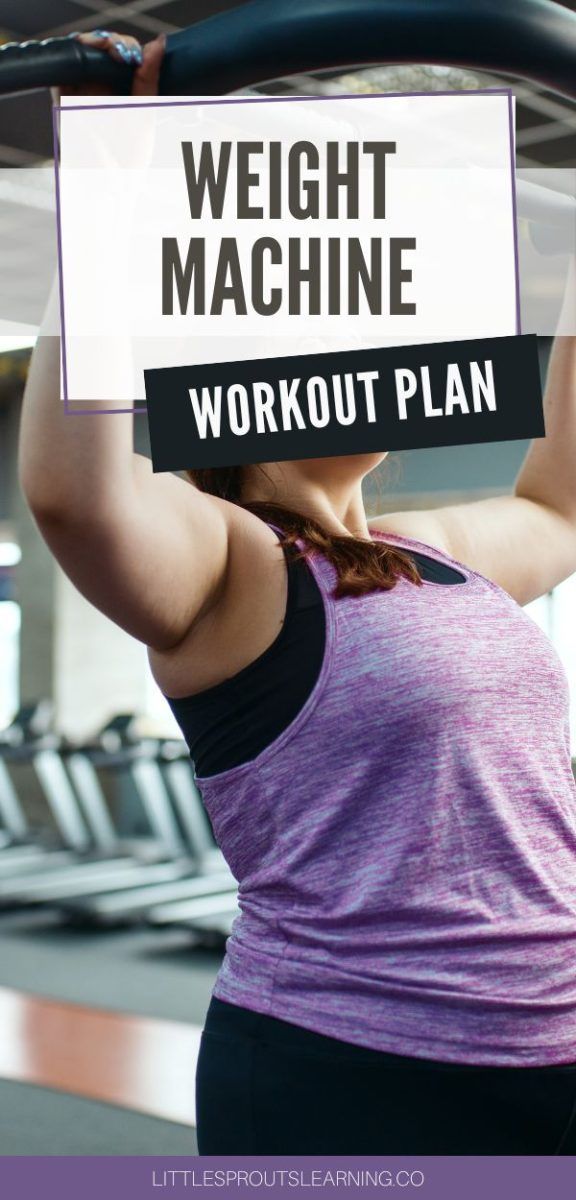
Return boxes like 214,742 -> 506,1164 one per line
114,41 -> 132,63
92,30 -> 111,39
130,46 -> 143,65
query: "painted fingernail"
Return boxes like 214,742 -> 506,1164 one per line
91,30 -> 111,39
131,47 -> 144,65
114,41 -> 133,63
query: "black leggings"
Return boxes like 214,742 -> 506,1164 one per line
196,996 -> 576,1155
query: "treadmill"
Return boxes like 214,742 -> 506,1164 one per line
0,714 -> 204,905
53,737 -> 237,926
0,739 -> 33,855
0,701 -> 98,876
147,891 -> 240,945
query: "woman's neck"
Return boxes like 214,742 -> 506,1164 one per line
242,464 -> 371,539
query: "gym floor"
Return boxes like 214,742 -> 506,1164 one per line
0,908 -> 223,1153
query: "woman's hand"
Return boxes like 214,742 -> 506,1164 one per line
51,29 -> 165,103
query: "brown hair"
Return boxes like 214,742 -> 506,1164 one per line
188,466 -> 422,598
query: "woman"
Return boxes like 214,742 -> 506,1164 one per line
21,31 -> 576,1155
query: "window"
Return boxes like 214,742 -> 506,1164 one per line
525,574 -> 576,752
0,601 -> 20,729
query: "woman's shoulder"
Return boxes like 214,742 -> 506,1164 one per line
370,510 -> 453,558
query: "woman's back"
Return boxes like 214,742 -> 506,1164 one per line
174,529 -> 576,1067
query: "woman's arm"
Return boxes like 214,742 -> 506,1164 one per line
19,31 -> 233,652
19,273 -> 231,651
378,262 -> 576,605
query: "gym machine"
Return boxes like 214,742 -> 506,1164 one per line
52,735 -> 236,926
147,891 -> 239,946
0,702 -> 103,877
0,714 -> 235,914
0,709 -> 182,899
0,0 -> 574,103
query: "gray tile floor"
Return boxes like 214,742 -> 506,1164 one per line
0,909 -> 221,1023
0,1080 -> 197,1155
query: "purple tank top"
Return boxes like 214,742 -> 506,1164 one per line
197,529 -> 576,1066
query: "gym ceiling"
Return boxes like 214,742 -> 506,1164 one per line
0,0 -> 574,168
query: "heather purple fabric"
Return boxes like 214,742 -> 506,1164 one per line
196,529 -> 576,1066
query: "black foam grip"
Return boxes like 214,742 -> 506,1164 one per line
160,0 -> 576,101
0,36 -> 131,96
0,0 -> 574,100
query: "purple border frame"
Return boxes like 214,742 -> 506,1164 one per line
52,88 -> 521,416
2,1156 -> 576,1196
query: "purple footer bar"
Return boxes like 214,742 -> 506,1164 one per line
0,1156 -> 574,1200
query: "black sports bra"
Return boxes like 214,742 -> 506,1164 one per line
167,540 -> 466,778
